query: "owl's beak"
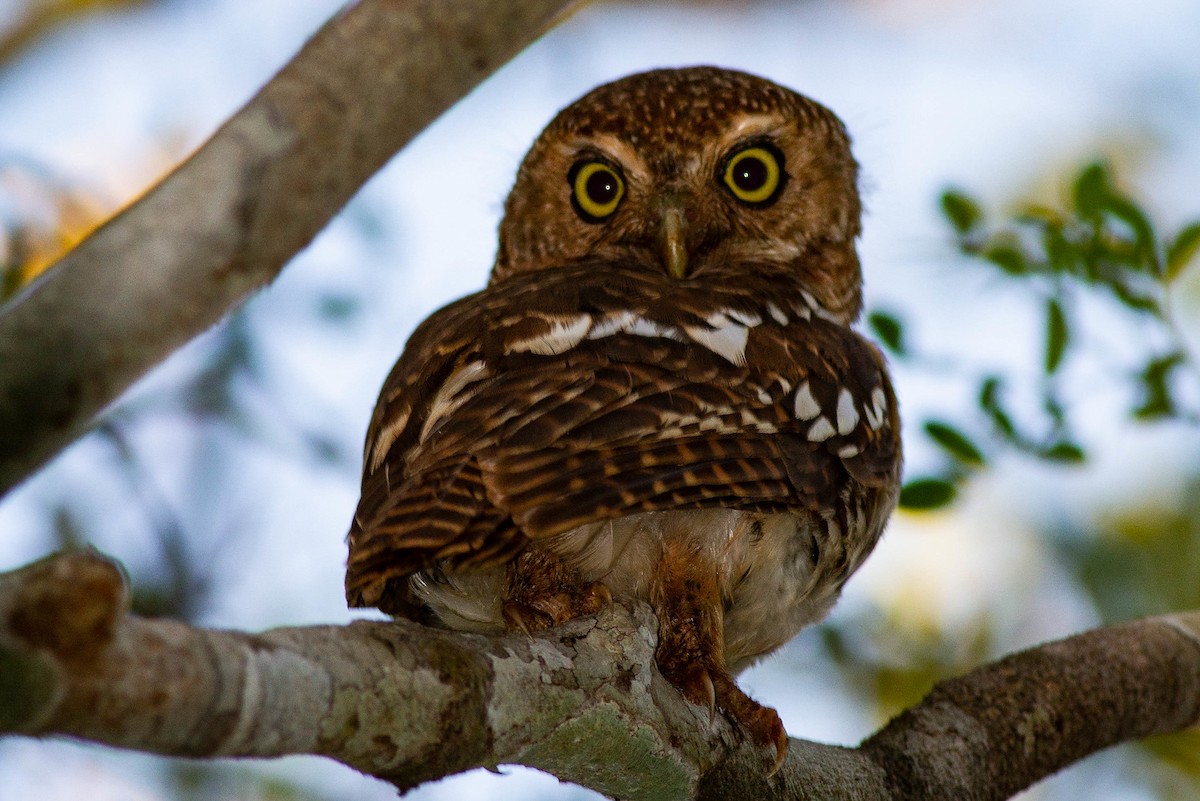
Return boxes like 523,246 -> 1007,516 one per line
658,206 -> 689,280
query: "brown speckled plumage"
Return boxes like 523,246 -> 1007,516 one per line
346,66 -> 901,770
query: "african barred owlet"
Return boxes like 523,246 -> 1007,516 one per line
346,66 -> 901,770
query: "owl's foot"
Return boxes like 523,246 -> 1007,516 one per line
501,549 -> 612,635
651,541 -> 789,774
657,645 -> 789,774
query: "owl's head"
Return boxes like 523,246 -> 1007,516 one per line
493,66 -> 864,323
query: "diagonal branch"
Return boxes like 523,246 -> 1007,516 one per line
0,0 -> 578,497
4,550 -> 1200,801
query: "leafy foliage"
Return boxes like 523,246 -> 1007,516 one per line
874,161 -> 1200,510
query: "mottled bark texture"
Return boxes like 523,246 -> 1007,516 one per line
0,0 -> 578,495
4,550 -> 1200,800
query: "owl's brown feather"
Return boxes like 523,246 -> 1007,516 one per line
346,261 -> 898,610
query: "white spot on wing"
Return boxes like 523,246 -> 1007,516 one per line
725,308 -> 762,327
420,360 -> 489,442
586,311 -> 685,343
627,316 -> 682,341
441,360 -> 489,399
866,386 -> 888,430
588,310 -> 636,339
369,406 -> 411,471
683,320 -> 749,366
836,388 -> 859,435
838,444 -> 861,458
765,302 -> 788,325
807,416 -> 835,442
508,315 -> 591,356
792,381 -> 821,421
706,311 -> 731,328
798,289 -> 840,323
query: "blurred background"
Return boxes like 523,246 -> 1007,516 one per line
2,0 -> 1200,799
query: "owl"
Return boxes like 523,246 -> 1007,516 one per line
346,66 -> 901,771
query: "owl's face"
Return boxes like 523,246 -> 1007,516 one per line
494,67 -> 864,323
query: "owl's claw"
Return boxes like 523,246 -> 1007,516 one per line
770,723 -> 789,776
702,671 -> 717,722
753,704 -> 789,776
501,602 -> 551,638
715,677 -> 788,774
658,659 -> 788,772
666,665 -> 718,721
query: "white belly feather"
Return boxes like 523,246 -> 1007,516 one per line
409,506 -> 863,672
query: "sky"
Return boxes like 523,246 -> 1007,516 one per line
1,0 -> 1199,799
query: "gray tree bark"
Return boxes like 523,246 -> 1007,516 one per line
4,550 -> 1200,801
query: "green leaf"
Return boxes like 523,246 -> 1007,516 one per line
940,189 -> 983,235
1043,391 -> 1067,426
1041,441 -> 1086,463
924,420 -> 986,466
979,375 -> 1002,408
1133,352 -> 1185,420
1040,220 -> 1075,273
1073,161 -> 1110,219
1166,221 -> 1200,281
867,311 -> 906,356
978,376 -> 1017,440
983,243 -> 1027,275
1101,194 -> 1159,274
899,478 -> 957,510
1016,205 -> 1063,227
1102,273 -> 1161,314
1044,297 -> 1069,374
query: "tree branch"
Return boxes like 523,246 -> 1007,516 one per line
4,550 -> 1200,800
0,0 -> 578,496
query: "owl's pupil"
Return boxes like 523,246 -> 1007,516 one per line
733,158 -> 768,191
586,171 -> 619,204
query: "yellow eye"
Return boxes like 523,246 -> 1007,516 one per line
722,145 -> 784,206
569,160 -> 625,222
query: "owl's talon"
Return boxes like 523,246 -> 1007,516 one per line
701,671 -> 717,721
736,700 -> 788,775
660,664 -> 718,721
501,602 -> 552,637
768,721 -> 789,776
661,652 -> 788,773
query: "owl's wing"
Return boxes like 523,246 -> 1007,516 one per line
346,273 -> 900,610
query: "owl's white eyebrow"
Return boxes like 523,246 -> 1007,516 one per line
570,134 -> 645,174
723,113 -> 787,144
